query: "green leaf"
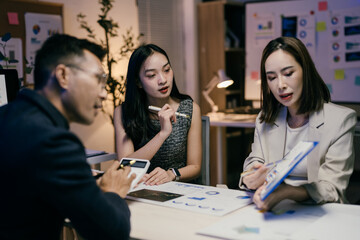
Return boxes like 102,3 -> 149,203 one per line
1,32 -> 11,42
0,51 -> 5,60
25,66 -> 33,74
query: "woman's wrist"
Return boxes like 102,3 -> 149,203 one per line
157,131 -> 170,141
280,184 -> 309,202
167,169 -> 176,181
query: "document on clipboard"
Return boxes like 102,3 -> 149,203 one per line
260,141 -> 318,201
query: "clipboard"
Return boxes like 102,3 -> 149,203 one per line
260,141 -> 318,201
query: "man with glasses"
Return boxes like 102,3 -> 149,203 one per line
0,34 -> 135,239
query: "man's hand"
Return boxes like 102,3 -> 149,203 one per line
98,161 -> 136,198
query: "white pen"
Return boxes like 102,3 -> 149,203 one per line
240,159 -> 284,177
148,105 -> 190,118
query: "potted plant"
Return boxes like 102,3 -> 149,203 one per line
77,0 -> 142,123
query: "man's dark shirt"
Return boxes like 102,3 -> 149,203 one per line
0,89 -> 130,240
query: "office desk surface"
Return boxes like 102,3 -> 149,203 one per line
208,113 -> 257,128
127,199 -> 360,240
127,199 -> 228,240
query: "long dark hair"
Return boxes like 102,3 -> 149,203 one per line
260,37 -> 330,123
121,44 -> 190,147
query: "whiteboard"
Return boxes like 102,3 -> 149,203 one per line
245,0 -> 360,103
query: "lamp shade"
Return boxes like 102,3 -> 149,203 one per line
202,69 -> 234,113
216,69 -> 233,88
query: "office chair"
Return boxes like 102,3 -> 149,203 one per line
193,116 -> 211,185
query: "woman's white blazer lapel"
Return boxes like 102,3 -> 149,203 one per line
307,107 -> 325,181
264,107 -> 288,163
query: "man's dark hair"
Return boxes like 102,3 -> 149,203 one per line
34,34 -> 106,90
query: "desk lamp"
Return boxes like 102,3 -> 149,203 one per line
202,69 -> 233,113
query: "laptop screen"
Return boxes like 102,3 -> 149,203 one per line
0,69 -> 19,107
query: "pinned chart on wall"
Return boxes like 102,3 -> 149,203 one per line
282,12 -> 316,58
245,0 -> 360,103
328,6 -> 360,69
0,38 -> 23,79
24,13 -> 63,84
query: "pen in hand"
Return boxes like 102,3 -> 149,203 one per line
240,159 -> 283,177
148,105 -> 190,118
93,160 -> 136,179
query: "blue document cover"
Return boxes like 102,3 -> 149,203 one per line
260,141 -> 318,201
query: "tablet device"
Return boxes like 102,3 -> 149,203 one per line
260,141 -> 318,201
120,158 -> 150,191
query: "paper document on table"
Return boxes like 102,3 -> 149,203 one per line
197,200 -> 327,240
126,182 -> 253,216
291,203 -> 360,240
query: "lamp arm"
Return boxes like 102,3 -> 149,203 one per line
203,75 -> 219,92
202,76 -> 219,112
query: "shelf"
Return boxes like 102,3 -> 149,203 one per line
225,89 -> 241,94
225,47 -> 244,52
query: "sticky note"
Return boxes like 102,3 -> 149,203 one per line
251,71 -> 259,80
318,1 -> 328,11
7,12 -> 19,25
355,76 -> 360,86
316,22 -> 326,32
334,70 -> 345,80
326,84 -> 333,93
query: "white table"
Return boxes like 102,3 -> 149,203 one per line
127,199 -> 222,240
207,113 -> 257,184
127,198 -> 360,240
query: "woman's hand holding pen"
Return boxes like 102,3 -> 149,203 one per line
242,162 -> 268,190
157,104 -> 176,139
98,161 -> 136,198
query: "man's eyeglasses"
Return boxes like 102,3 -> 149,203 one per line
65,64 -> 108,86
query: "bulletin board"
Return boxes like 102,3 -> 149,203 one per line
245,0 -> 360,103
0,0 -> 63,85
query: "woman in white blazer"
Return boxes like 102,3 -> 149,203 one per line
239,37 -> 357,211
